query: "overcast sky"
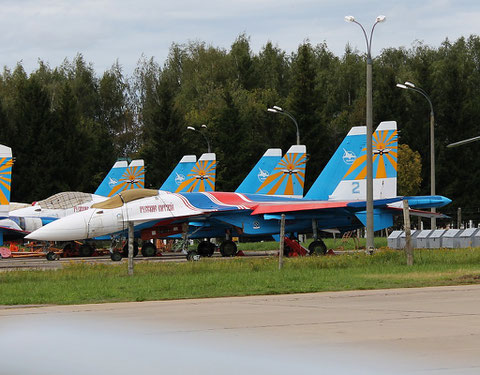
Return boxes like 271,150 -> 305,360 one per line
1,0 -> 479,76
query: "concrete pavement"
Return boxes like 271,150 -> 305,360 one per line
2,285 -> 480,374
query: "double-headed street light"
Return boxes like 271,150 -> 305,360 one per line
187,124 -> 211,153
267,106 -> 300,145
396,81 -> 436,229
345,15 -> 386,252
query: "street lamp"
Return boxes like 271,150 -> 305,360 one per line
345,15 -> 386,252
187,124 -> 211,153
396,81 -> 436,229
267,106 -> 300,145
447,136 -> 480,148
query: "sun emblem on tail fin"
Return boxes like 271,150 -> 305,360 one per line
107,165 -> 145,196
342,129 -> 398,181
175,159 -> 216,192
255,152 -> 306,196
0,157 -> 13,205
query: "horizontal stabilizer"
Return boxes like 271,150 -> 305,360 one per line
385,206 -> 450,219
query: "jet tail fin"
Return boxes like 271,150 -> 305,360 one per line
175,153 -> 216,192
305,121 -> 397,201
106,159 -> 145,196
94,160 -> 128,196
0,145 -> 13,246
160,155 -> 197,192
235,148 -> 282,194
253,145 -> 307,198
0,145 -> 12,218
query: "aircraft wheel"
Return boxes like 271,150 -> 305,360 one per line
220,240 -> 237,257
284,245 -> 292,257
62,242 -> 74,256
207,242 -> 216,257
187,250 -> 199,261
78,244 -> 94,257
46,251 -> 57,261
122,242 -> 139,257
197,241 -> 214,257
111,252 -> 122,261
308,239 -> 327,256
141,242 -> 157,257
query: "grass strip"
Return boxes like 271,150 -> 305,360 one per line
236,237 -> 388,251
2,248 -> 480,306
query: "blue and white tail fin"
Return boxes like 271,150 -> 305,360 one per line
235,149 -> 282,194
94,160 -> 128,196
175,153 -> 216,192
305,121 -> 397,201
160,155 -> 197,192
253,145 -> 307,198
106,159 -> 145,196
0,145 -> 13,218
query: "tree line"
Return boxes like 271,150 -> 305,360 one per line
0,34 -> 479,219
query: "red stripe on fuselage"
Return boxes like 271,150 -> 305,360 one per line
207,192 -> 258,209
251,201 -> 349,215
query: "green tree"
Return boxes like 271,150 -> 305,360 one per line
397,144 -> 422,196
137,61 -> 185,188
287,42 -> 323,189
11,77 -> 54,201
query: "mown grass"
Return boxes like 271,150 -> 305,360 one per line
236,237 -> 388,251
2,248 -> 480,306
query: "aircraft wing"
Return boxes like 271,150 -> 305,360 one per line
0,218 -> 30,238
250,197 -> 403,216
383,206 -> 450,219
0,226 -> 29,236
251,201 -> 349,215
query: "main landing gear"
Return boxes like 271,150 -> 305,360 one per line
219,240 -> 237,257
282,236 -> 327,257
196,240 -> 216,257
308,239 -> 327,255
141,242 -> 157,257
187,239 -> 238,260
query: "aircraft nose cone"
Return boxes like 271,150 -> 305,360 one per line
25,212 -> 90,241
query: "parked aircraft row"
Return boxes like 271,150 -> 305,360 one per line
0,141 -> 304,252
22,121 -> 451,259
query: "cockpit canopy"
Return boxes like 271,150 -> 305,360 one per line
37,192 -> 93,209
92,189 -> 159,209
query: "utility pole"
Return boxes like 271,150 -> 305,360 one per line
128,222 -> 134,276
279,214 -> 285,270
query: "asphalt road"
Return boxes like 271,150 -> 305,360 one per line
1,285 -> 480,374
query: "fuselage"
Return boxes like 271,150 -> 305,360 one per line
25,189 -> 452,242
10,193 -> 110,226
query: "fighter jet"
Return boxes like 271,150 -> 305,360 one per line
26,121 -> 451,258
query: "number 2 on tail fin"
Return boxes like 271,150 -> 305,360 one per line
352,182 -> 360,194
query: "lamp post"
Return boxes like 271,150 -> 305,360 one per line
187,124 -> 211,153
447,136 -> 480,148
345,15 -> 386,252
267,106 -> 300,145
396,81 -> 436,229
